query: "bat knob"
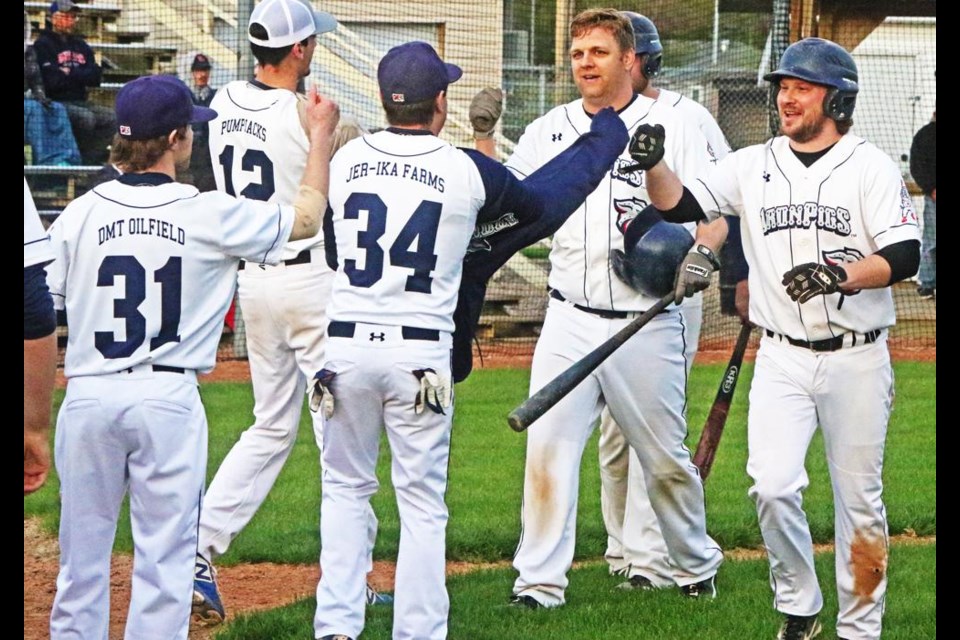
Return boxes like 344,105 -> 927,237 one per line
507,412 -> 528,433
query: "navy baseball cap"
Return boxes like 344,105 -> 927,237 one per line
378,41 -> 462,105
50,0 -> 81,14
116,75 -> 217,140
191,53 -> 212,71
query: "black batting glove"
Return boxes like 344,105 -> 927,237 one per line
782,262 -> 848,303
624,123 -> 665,172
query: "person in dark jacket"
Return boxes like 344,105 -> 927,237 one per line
24,10 -> 81,166
33,0 -> 115,164
910,109 -> 936,298
187,53 -> 217,191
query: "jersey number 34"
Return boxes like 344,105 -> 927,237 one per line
344,192 -> 441,294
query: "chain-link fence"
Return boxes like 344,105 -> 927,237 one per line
24,1 -> 936,365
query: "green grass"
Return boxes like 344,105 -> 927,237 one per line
216,543 -> 936,640
25,362 -> 936,563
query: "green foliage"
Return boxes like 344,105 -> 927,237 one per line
215,543 -> 936,639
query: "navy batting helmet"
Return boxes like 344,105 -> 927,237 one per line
621,11 -> 663,79
764,37 -> 859,122
611,207 -> 694,298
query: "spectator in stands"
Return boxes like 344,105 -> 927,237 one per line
910,107 -> 936,300
24,11 -> 80,166
33,0 -> 115,165
187,53 -> 217,191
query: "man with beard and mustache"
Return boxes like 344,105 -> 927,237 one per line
637,37 -> 920,640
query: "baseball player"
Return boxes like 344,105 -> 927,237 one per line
193,0 -> 386,623
24,177 -> 58,495
314,41 -> 628,640
506,9 -> 723,610
598,10 -> 734,592
640,37 -> 920,640
45,73 -> 337,640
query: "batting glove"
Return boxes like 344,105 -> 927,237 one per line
674,244 -> 720,305
782,262 -> 848,304
309,368 -> 337,419
469,88 -> 503,140
625,123 -> 666,172
413,368 -> 452,415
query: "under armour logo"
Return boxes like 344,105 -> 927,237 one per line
762,172 -> 771,182
552,132 -> 563,142
369,332 -> 386,342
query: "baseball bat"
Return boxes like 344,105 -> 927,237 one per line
692,322 -> 753,482
507,292 -> 674,432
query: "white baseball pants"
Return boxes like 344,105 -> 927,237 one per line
747,335 -> 893,640
513,298 -> 722,606
314,325 -> 453,640
51,368 -> 205,640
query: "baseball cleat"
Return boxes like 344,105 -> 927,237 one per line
191,553 -> 225,625
366,584 -> 394,606
679,574 -> 717,599
507,594 -> 544,609
776,613 -> 822,640
916,286 -> 935,300
615,574 -> 656,591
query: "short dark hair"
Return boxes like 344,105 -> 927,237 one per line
248,23 -> 311,66
382,95 -> 437,127
836,118 -> 853,135
110,127 -> 188,173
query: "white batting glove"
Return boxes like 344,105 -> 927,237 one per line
413,368 -> 452,415
309,368 -> 337,419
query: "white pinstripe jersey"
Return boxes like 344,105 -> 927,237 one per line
326,130 -> 486,333
689,134 -> 920,339
209,80 -> 319,261
658,88 -> 731,162
506,94 -> 711,310
46,177 -> 293,376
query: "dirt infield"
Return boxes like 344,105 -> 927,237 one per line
24,517 -> 934,639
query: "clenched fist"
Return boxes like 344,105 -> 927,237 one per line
469,88 -> 503,140
625,123 -> 665,172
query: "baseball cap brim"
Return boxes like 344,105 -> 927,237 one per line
445,62 -> 463,84
312,10 -> 337,34
191,105 -> 217,124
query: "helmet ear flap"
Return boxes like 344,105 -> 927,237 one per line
823,87 -> 857,122
643,53 -> 663,79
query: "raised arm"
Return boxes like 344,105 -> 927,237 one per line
289,87 -> 339,241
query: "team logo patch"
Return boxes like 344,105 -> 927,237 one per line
822,247 -> 865,265
392,93 -> 405,103
119,125 -> 132,136
611,158 -> 643,187
899,182 -> 919,225
466,212 -> 519,255
613,197 -> 649,234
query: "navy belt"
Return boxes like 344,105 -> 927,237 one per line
124,364 -> 186,374
239,248 -> 312,271
328,321 -> 440,342
765,328 -> 882,352
550,289 -> 648,320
